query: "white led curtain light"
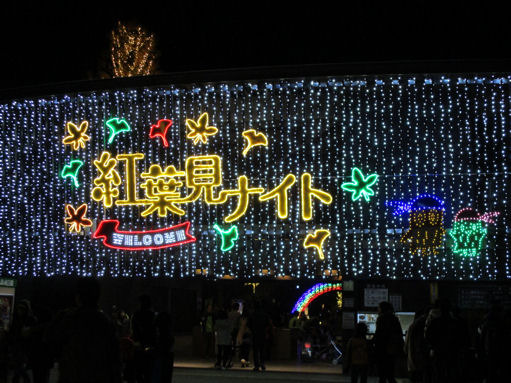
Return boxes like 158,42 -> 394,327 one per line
0,75 -> 508,280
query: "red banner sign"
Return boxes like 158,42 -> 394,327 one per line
93,220 -> 196,250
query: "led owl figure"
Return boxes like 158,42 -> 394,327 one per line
450,208 -> 500,257
387,194 -> 446,256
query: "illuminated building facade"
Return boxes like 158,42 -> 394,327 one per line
0,71 -> 509,281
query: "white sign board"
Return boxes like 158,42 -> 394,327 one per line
364,288 -> 388,307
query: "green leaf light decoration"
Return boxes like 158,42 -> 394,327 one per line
341,167 -> 379,202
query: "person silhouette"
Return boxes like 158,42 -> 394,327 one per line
373,301 -> 403,383
46,278 -> 121,383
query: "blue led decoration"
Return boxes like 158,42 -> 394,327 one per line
386,194 -> 445,216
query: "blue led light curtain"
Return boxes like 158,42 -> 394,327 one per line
0,74 -> 509,279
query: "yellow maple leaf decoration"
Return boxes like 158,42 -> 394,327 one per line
62,121 -> 90,150
186,112 -> 218,145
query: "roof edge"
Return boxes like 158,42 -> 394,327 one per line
1,59 -> 511,102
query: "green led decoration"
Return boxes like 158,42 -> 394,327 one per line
213,224 -> 239,252
106,117 -> 131,144
60,160 -> 84,187
450,221 -> 487,257
341,167 -> 378,202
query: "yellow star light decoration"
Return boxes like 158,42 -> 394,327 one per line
186,112 -> 218,145
62,121 -> 90,150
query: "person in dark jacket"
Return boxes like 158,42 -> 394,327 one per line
451,307 -> 470,383
27,304 -> 53,383
214,309 -> 233,369
424,298 -> 460,383
201,304 -> 215,359
46,278 -> 121,383
373,301 -> 403,383
248,301 -> 269,371
345,322 -> 370,383
404,308 -> 429,383
152,312 -> 175,383
9,300 -> 36,383
131,295 -> 156,383
227,303 -> 241,367
478,301 -> 510,383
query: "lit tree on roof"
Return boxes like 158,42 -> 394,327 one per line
110,21 -> 157,78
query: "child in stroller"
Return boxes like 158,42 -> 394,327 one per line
301,323 -> 342,364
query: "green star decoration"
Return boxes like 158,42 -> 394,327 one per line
60,159 -> 84,187
213,224 -> 239,252
106,117 -> 131,144
341,167 -> 379,202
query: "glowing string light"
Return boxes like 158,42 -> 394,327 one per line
341,167 -> 379,202
218,176 -> 264,223
213,224 -> 239,251
62,121 -> 90,150
116,153 -> 147,206
93,220 -> 196,250
292,283 -> 343,313
64,204 -> 92,233
178,155 -> 223,203
91,151 -> 121,208
450,208 -> 500,257
110,21 -> 156,78
259,174 -> 296,219
60,160 -> 84,187
303,229 -> 331,260
336,291 -> 343,309
387,194 -> 446,256
386,194 -> 445,216
149,119 -> 173,147
242,129 -> 268,156
186,112 -> 218,145
0,74 -> 508,280
106,118 -> 131,144
301,173 -> 332,221
140,164 -> 186,217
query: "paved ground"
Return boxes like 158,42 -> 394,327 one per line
174,358 -> 344,375
173,360 -> 411,382
174,368 -> 343,382
39,360 -> 410,382
173,367 -> 411,382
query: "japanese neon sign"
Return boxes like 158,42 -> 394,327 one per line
90,153 -> 332,224
62,113 -> 333,258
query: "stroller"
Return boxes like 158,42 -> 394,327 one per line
301,328 -> 343,364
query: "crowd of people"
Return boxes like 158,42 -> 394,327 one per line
0,279 -> 175,383
0,280 -> 509,383
200,300 -> 273,371
343,299 -> 510,383
202,299 -> 344,371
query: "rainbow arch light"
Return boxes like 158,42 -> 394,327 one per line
292,283 -> 343,313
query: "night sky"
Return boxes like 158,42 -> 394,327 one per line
1,1 -> 510,90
